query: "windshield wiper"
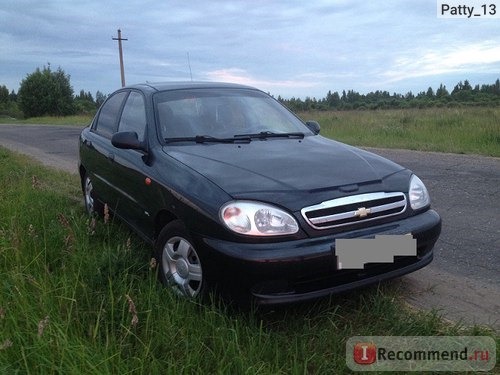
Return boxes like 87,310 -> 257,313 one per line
164,135 -> 251,144
233,131 -> 305,140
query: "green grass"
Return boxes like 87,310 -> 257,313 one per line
0,114 -> 93,126
0,148 -> 498,374
299,107 -> 500,157
3,107 -> 499,156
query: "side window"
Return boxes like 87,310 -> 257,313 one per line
118,91 -> 146,142
94,91 -> 127,138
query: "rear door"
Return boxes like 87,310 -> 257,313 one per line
82,91 -> 128,210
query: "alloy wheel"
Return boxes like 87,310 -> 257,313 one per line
161,235 -> 203,298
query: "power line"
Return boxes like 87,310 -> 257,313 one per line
112,29 -> 128,87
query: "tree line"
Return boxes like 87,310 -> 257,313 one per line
278,79 -> 500,112
0,65 -> 107,119
1,65 -> 499,119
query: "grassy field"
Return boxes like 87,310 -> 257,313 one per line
2,107 -> 499,156
0,148 -> 498,374
299,107 -> 500,157
0,115 -> 92,126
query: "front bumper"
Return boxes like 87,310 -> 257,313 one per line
202,209 -> 441,305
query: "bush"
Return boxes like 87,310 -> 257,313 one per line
0,101 -> 23,119
17,65 -> 75,118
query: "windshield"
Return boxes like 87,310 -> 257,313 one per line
153,88 -> 311,141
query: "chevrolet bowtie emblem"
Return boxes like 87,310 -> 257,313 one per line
355,207 -> 371,218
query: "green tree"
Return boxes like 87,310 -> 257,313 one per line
95,91 -> 107,107
436,84 -> 449,98
279,77 -> 500,111
326,90 -> 341,108
74,89 -> 96,114
0,85 -> 9,103
405,91 -> 414,100
9,90 -> 17,101
451,80 -> 474,101
17,65 -> 75,118
0,85 -> 21,118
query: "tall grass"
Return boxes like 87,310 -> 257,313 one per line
299,107 -> 500,157
2,107 -> 499,156
0,149 -> 498,374
0,115 -> 93,126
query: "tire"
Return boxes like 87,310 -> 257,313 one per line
82,173 -> 103,216
155,220 -> 207,299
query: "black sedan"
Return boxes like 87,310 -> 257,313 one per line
79,82 -> 441,304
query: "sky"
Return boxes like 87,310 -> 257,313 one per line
1,0 -> 499,99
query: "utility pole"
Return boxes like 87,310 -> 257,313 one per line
112,29 -> 128,87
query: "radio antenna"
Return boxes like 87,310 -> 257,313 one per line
187,52 -> 193,81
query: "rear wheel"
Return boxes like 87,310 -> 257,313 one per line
155,220 -> 207,299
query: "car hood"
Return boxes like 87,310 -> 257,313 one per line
164,136 -> 405,208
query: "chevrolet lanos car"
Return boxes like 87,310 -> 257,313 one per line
78,82 -> 441,304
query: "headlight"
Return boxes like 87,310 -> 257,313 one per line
220,201 -> 299,236
409,175 -> 430,210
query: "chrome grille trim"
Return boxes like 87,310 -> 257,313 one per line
301,192 -> 407,230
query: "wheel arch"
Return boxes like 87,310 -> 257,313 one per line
154,209 -> 179,240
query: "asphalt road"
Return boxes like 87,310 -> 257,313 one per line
0,124 -> 80,172
0,124 -> 499,328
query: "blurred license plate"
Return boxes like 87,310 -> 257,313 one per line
335,235 -> 416,270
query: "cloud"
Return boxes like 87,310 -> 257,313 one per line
205,68 -> 320,95
382,41 -> 500,83
1,1 -> 499,98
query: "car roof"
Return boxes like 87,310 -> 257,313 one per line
127,81 -> 259,93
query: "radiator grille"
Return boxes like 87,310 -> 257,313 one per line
301,192 -> 407,230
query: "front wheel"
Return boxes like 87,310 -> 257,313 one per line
155,220 -> 207,299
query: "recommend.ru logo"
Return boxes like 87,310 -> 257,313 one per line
346,336 -> 496,371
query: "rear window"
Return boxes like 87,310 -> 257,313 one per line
94,91 -> 127,138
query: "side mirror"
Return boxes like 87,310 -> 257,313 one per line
305,120 -> 321,135
111,131 -> 145,151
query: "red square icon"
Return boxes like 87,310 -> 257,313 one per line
353,342 -> 377,365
